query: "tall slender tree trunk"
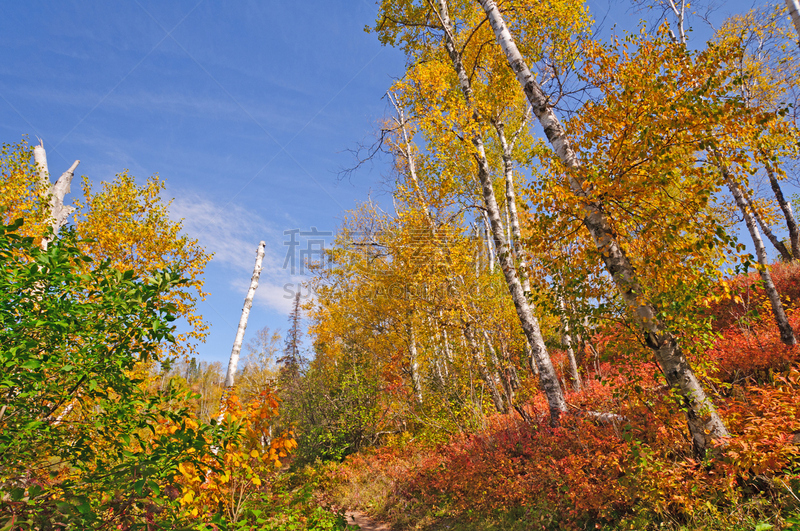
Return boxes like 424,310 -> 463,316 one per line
762,155 -> 800,259
408,320 -> 424,405
441,317 -> 454,366
219,241 -> 266,422
740,185 -> 793,261
723,170 -> 796,345
428,314 -> 450,385
558,295 -> 582,392
481,212 -> 496,274
435,0 -> 567,423
787,0 -> 800,49
494,117 -> 540,380
465,323 -> 506,413
477,0 -> 729,453
32,142 -> 80,426
482,330 -> 517,409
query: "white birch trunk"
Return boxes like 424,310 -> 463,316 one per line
481,211 -> 496,274
787,0 -> 800,48
219,241 -> 266,422
429,315 -> 451,381
559,295 -> 582,392
494,118 -> 540,378
482,330 -> 515,408
723,171 -> 796,345
741,187 -> 793,261
31,143 -> 81,426
33,143 -> 49,185
477,0 -> 729,452
763,156 -> 800,259
505,202 -> 512,249
408,320 -> 424,405
465,324 -> 506,413
33,141 -> 80,249
441,320 -> 454,366
436,0 -> 568,423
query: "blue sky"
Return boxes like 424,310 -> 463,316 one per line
0,1 -> 410,365
0,0 -> 778,366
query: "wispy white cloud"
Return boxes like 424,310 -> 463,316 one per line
255,281 -> 297,316
169,192 -> 275,270
2,83 -> 325,136
169,192 -> 325,315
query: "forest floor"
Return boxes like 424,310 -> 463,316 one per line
346,510 -> 393,530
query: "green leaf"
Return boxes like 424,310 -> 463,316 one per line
21,359 -> 41,370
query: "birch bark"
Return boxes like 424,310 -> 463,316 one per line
477,0 -> 729,452
481,212 -> 495,274
219,241 -> 266,421
464,323 -> 506,413
494,117 -> 541,379
763,156 -> 800,259
740,186 -> 793,261
32,141 -> 80,250
787,0 -> 800,49
408,320 -> 424,405
31,142 -> 80,425
482,329 -> 516,408
723,170 -> 796,345
558,295 -> 582,392
435,0 -> 567,423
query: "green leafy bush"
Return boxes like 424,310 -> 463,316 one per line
0,220 -> 216,529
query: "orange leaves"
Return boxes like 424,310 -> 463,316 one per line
702,262 -> 800,382
328,358 -> 800,528
173,389 -> 295,522
722,368 -> 800,477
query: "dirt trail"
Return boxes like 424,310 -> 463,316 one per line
345,510 -> 392,530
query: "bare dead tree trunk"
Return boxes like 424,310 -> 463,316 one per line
32,141 -> 80,250
219,241 -> 266,422
723,170 -> 796,345
30,142 -> 80,426
435,0 -> 567,423
478,0 -> 729,453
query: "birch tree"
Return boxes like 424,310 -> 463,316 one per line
714,6 -> 800,261
219,241 -> 266,420
721,167 -> 796,345
32,141 -> 79,249
75,172 -> 211,358
787,0 -> 800,47
376,0 -> 569,423
475,0 -> 729,452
